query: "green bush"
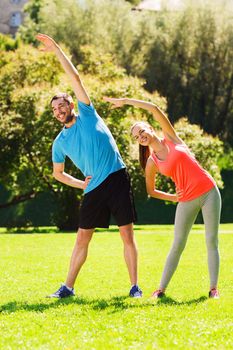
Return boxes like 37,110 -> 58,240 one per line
0,39 -> 225,228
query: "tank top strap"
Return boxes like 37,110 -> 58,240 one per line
150,137 -> 172,166
150,152 -> 158,166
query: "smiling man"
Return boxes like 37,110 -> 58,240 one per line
36,33 -> 142,298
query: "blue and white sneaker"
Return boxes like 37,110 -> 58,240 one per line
129,285 -> 142,298
47,284 -> 75,298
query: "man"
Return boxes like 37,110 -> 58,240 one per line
36,33 -> 142,298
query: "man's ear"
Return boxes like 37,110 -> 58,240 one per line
70,101 -> 75,110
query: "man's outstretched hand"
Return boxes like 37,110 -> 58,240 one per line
36,33 -> 58,52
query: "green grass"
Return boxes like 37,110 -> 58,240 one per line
0,224 -> 232,349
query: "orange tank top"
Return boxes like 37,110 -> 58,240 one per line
150,138 -> 215,202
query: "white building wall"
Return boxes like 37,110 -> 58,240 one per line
0,0 -> 28,35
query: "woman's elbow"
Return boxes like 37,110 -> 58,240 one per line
146,187 -> 154,196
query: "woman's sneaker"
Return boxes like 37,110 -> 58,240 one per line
151,289 -> 165,298
129,285 -> 142,298
209,288 -> 220,299
47,284 -> 75,298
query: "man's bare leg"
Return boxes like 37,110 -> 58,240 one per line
119,223 -> 138,286
65,228 -> 95,288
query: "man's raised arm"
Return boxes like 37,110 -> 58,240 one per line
36,33 -> 90,105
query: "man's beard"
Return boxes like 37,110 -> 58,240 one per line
64,112 -> 75,124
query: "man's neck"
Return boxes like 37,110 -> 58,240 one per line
64,115 -> 76,128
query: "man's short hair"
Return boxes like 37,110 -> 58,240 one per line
50,92 -> 73,105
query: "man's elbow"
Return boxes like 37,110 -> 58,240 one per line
53,171 -> 61,181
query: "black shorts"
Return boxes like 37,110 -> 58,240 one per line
79,168 -> 137,229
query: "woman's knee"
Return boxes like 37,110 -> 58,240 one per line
171,239 -> 186,255
206,234 -> 218,250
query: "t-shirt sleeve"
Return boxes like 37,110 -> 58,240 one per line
52,140 -> 66,163
78,100 -> 96,119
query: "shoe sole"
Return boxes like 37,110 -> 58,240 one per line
46,294 -> 75,298
151,294 -> 165,299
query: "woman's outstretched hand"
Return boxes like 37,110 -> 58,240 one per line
36,33 -> 58,52
103,96 -> 126,109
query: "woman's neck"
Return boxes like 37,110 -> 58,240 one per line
150,135 -> 163,153
150,136 -> 169,161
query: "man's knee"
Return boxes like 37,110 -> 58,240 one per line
120,226 -> 136,246
76,228 -> 94,246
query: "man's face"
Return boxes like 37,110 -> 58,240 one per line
51,97 -> 73,124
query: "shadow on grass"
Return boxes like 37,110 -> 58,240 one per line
0,294 -> 208,315
0,296 -> 136,314
157,295 -> 208,306
2,226 -> 144,234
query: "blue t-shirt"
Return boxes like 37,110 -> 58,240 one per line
52,101 -> 125,193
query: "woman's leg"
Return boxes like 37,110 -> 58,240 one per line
201,187 -> 221,289
159,199 -> 200,290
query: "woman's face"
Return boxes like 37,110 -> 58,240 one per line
131,123 -> 154,146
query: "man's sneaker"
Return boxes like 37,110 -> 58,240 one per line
129,285 -> 142,298
209,288 -> 220,299
47,284 -> 75,298
151,289 -> 165,298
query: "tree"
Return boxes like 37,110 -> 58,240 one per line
0,38 -> 225,229
142,5 -> 233,145
0,40 -> 160,228
19,0 -> 233,149
125,0 -> 141,5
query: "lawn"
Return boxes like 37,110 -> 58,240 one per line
0,224 -> 232,349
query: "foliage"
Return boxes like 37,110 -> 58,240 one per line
0,38 -> 225,228
142,6 -> 233,147
18,0 -> 233,150
125,0 -> 140,6
19,0 -> 149,72
0,226 -> 233,348
0,44 -> 70,228
17,0 -> 45,44
0,34 -> 19,51
218,147 -> 233,170
0,40 -> 160,228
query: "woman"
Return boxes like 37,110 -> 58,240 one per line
104,96 -> 221,299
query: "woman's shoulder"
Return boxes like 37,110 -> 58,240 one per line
147,153 -> 159,171
163,132 -> 184,145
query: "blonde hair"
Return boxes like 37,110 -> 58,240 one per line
131,121 -> 151,135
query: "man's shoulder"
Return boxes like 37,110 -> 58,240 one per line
53,129 -> 64,144
78,100 -> 97,116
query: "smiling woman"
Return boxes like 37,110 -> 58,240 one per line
131,122 -> 151,143
104,96 -> 221,300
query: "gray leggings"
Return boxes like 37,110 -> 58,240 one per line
160,186 -> 221,290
